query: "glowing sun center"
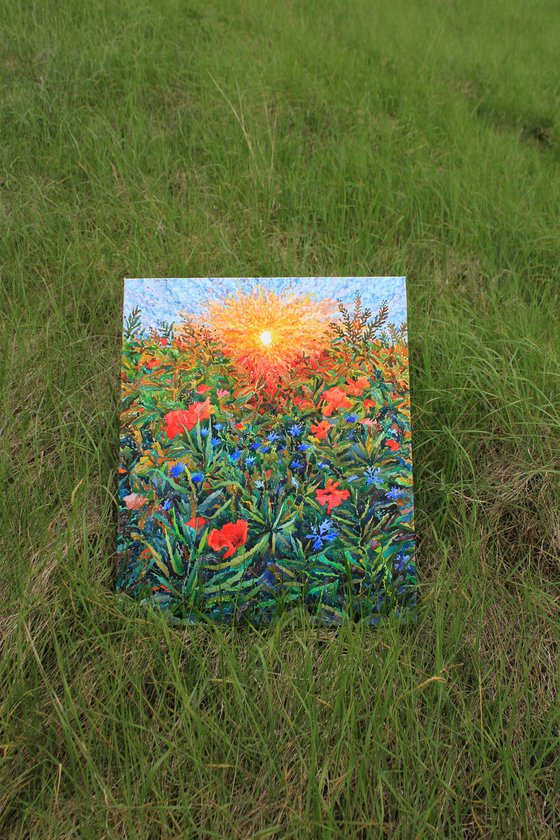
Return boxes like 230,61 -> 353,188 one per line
201,288 -> 337,384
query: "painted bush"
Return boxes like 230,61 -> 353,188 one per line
116,280 -> 416,625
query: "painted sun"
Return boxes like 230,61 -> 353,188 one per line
202,287 -> 337,383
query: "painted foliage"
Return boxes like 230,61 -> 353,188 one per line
117,278 -> 416,624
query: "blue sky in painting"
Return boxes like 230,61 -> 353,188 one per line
123,277 -> 408,331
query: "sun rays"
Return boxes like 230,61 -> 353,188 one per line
200,287 -> 337,384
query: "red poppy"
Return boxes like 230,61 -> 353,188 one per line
160,337 -> 169,346
385,439 -> 400,451
363,398 -> 376,410
164,398 -> 212,438
196,384 -> 210,394
265,469 -> 272,479
164,409 -> 191,439
207,519 -> 249,559
311,420 -> 331,440
186,516 -> 207,529
145,358 -> 160,370
315,479 -> 350,514
322,386 -> 352,417
346,376 -> 369,396
234,422 -> 245,429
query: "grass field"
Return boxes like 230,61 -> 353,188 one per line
1,0 -> 559,836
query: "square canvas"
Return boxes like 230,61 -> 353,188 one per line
117,278 -> 416,624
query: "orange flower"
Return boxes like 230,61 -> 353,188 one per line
321,386 -> 352,417
385,439 -> 400,451
311,420 -> 331,440
315,479 -> 350,514
196,384 -> 210,394
346,376 -> 369,396
186,516 -> 207,529
145,358 -> 160,370
123,492 -> 147,510
207,520 -> 249,559
363,398 -> 376,410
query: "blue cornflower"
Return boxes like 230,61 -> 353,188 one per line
211,437 -> 221,447
170,463 -> 185,477
245,455 -> 256,467
162,499 -> 172,511
317,461 -> 330,470
305,519 -> 339,551
346,414 -> 358,423
386,487 -> 406,501
347,474 -> 359,482
288,424 -> 302,437
267,431 -> 281,442
297,443 -> 311,451
260,445 -> 270,453
200,427 -> 209,437
365,466 -> 383,487
255,480 -> 264,489
290,459 -> 303,469
251,441 -> 261,451
230,450 -> 243,463
214,422 -> 224,430
317,519 -> 338,540
191,471 -> 205,483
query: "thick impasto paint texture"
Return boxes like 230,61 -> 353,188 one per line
117,278 -> 416,624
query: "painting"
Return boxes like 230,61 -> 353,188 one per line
117,278 -> 416,624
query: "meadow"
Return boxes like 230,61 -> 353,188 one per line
1,0 -> 559,836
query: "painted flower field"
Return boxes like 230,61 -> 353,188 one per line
117,286 -> 415,624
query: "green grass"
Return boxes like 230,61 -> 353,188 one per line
1,0 -> 559,835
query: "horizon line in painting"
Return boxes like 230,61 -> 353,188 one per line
117,277 -> 416,625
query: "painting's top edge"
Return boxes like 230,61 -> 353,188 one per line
123,276 -> 407,282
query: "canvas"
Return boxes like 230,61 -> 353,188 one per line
117,278 -> 416,624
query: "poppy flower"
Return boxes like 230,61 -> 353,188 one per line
315,479 -> 350,514
363,399 -> 376,410
159,337 -> 168,346
145,358 -> 160,370
187,397 -> 212,426
311,420 -> 331,440
322,386 -> 352,417
385,439 -> 400,451
123,492 -> 148,510
346,376 -> 369,396
186,516 -> 207,529
196,384 -> 210,394
164,409 -> 192,439
164,398 -> 212,438
207,519 -> 249,559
